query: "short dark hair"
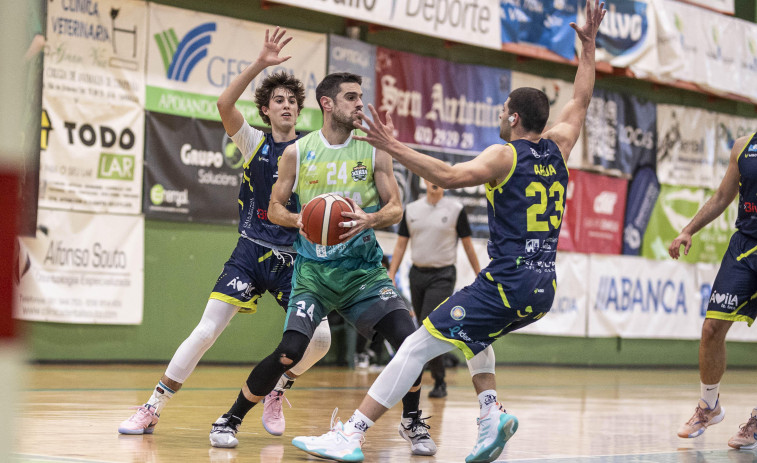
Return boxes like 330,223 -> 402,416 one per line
508,87 -> 550,134
316,72 -> 362,113
254,71 -> 305,126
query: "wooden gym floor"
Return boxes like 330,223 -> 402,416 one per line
11,363 -> 757,462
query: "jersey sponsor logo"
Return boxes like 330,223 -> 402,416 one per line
306,150 -> 316,161
744,201 -> 757,213
351,161 -> 368,181
530,147 -> 541,158
525,239 -> 540,254
533,164 -> 557,177
379,287 -> 397,301
709,290 -> 738,310
749,144 -> 757,152
226,276 -> 254,298
450,306 -> 466,321
448,324 -> 473,342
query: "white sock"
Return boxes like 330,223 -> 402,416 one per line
478,390 -> 498,417
145,381 -> 175,414
344,409 -> 374,434
700,382 -> 720,409
273,373 -> 295,393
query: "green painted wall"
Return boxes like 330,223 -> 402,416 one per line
24,0 -> 757,367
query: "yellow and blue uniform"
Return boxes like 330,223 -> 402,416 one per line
706,132 -> 757,326
210,128 -> 301,313
424,138 -> 568,359
283,130 -> 406,339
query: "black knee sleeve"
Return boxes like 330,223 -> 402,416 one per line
373,310 -> 422,387
246,331 -> 310,396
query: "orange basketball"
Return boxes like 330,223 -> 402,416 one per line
301,193 -> 355,246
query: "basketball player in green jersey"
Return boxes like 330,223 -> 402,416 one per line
209,73 -> 436,457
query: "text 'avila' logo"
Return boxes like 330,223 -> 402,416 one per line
155,22 -> 216,82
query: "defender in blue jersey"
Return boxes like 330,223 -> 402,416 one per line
670,134 -> 757,449
292,2 -> 606,462
119,29 -> 331,441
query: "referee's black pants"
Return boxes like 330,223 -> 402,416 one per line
409,264 -> 456,384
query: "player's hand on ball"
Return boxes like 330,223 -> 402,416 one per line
338,197 -> 370,241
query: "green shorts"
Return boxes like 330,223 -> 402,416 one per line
284,257 -> 408,339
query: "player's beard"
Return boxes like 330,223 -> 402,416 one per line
333,107 -> 358,132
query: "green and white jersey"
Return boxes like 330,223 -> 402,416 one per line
293,130 -> 383,265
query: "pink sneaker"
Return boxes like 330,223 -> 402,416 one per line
261,390 -> 290,436
118,404 -> 160,435
678,398 -> 725,438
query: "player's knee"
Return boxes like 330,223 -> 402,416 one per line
701,319 -> 730,343
190,320 -> 220,347
272,332 -> 309,368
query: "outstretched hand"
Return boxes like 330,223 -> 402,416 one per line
353,104 -> 397,153
570,0 -> 606,44
668,232 -> 692,260
257,26 -> 293,67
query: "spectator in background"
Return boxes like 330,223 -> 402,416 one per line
388,178 -> 480,398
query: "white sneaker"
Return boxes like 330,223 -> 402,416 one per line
398,410 -> 437,456
209,414 -> 242,448
465,403 -> 518,463
291,408 -> 365,462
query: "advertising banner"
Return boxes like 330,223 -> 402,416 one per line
656,104 -> 717,189
696,263 -> 757,342
39,94 -> 143,214
586,0 -> 683,79
328,35 -> 377,109
740,21 -> 757,102
16,209 -> 144,325
715,115 -> 755,189
500,0 -> 578,60
665,0 -> 705,87
701,10 -> 743,98
622,167 -> 660,256
44,0 -> 146,106
519,252 -> 589,337
558,170 -> 628,255
675,0 -> 733,15
510,72 -> 585,169
641,184 -> 737,264
588,254 -> 702,339
269,0 -> 501,50
146,4 -> 326,130
585,89 -> 656,177
375,47 -> 510,155
143,112 -> 241,224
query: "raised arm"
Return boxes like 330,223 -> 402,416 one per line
354,106 -> 513,189
216,27 -> 292,136
542,0 -> 605,159
268,144 -> 300,229
668,136 -> 746,259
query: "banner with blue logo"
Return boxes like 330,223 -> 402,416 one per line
146,3 -> 326,130
622,167 -> 659,256
585,89 -> 656,177
375,46 -> 511,155
328,35 -> 376,109
588,254 -> 701,339
500,0 -> 578,60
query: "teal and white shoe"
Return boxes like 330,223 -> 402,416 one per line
465,403 -> 518,463
292,408 -> 365,462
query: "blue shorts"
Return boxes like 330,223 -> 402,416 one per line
707,231 -> 757,326
424,269 -> 556,359
209,237 -> 294,313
